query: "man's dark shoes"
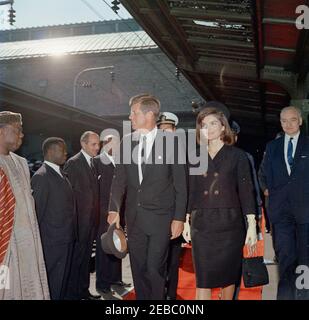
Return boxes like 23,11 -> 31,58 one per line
112,281 -> 131,288
81,291 -> 101,300
96,287 -> 115,295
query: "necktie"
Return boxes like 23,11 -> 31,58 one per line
0,168 -> 16,265
140,135 -> 147,177
287,137 -> 294,167
90,157 -> 97,177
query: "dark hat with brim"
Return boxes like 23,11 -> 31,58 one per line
204,101 -> 230,120
101,223 -> 128,259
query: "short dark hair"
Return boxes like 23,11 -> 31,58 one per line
42,137 -> 65,156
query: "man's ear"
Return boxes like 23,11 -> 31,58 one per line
145,111 -> 154,120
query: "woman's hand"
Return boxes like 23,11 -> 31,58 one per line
245,214 -> 257,256
182,213 -> 191,243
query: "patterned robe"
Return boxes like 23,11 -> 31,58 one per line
0,152 -> 50,300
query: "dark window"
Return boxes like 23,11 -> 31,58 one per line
11,31 -> 28,41
73,25 -> 92,36
50,28 -> 71,38
31,29 -> 49,40
118,21 -> 141,32
0,32 -> 10,42
94,24 -> 115,34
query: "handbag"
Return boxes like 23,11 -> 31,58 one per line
242,256 -> 269,288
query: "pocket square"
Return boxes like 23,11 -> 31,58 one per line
301,155 -> 307,158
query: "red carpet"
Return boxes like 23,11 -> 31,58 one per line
124,213 -> 266,300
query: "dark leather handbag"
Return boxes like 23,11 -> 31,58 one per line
242,256 -> 269,288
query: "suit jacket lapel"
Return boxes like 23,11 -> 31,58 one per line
130,133 -> 140,187
277,136 -> 290,177
291,133 -> 305,175
44,163 -> 63,180
141,130 -> 162,184
79,152 -> 96,185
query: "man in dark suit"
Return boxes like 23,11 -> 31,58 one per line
94,133 -> 130,296
108,94 -> 187,300
31,137 -> 76,300
264,106 -> 309,300
157,111 -> 186,300
64,131 -> 101,300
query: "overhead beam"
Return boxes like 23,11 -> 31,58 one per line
177,56 -> 257,79
170,7 -> 251,22
264,46 -> 296,53
262,18 -> 297,25
188,36 -> 254,48
181,23 -> 253,35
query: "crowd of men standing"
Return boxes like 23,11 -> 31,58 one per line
0,94 -> 309,300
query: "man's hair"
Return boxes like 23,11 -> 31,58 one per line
129,93 -> 161,118
0,111 -> 22,128
80,131 -> 97,144
280,106 -> 302,118
42,137 -> 65,156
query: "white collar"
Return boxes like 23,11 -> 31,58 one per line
284,131 -> 300,141
81,149 -> 92,166
140,127 -> 157,141
44,160 -> 63,177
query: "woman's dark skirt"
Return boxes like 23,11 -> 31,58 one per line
191,208 -> 246,288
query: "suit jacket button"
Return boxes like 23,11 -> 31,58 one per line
138,189 -> 141,192
204,190 -> 208,195
214,172 -> 219,177
137,203 -> 141,206
214,190 -> 219,195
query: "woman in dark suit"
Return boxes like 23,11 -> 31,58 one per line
188,107 -> 257,300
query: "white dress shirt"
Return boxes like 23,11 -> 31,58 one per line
284,131 -> 300,175
138,127 -> 157,184
81,149 -> 92,167
44,160 -> 63,178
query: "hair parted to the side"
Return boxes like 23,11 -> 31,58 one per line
129,93 -> 161,119
280,106 -> 302,118
196,107 -> 235,145
80,131 -> 97,144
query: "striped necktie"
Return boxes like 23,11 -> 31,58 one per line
0,168 -> 16,264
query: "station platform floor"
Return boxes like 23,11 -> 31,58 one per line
89,232 -> 279,300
